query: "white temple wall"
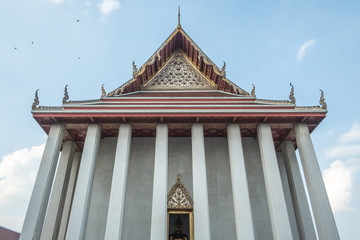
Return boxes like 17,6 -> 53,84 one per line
85,137 -> 116,240
205,137 -> 237,240
78,135 -> 294,240
122,137 -> 155,239
168,137 -> 193,195
242,137 -> 273,240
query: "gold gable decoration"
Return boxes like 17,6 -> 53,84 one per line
167,175 -> 193,210
143,51 -> 216,91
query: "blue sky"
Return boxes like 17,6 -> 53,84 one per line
0,0 -> 359,238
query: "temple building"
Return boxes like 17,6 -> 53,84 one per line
20,10 -> 339,240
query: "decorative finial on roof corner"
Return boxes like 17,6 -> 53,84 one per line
319,89 -> 327,110
177,6 -> 181,29
101,84 -> 106,97
221,61 -> 226,77
251,84 -> 256,97
32,89 -> 39,110
132,60 -> 138,78
63,85 -> 69,104
289,83 -> 296,104
177,174 -> 181,182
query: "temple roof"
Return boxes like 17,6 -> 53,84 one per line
30,12 -> 328,151
107,25 -> 249,96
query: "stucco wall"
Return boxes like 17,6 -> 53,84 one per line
122,137 -> 155,240
242,137 -> 273,240
205,137 -> 237,240
85,137 -> 117,240
81,136 -> 287,240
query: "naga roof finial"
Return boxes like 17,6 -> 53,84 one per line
177,6 -> 181,29
101,84 -> 106,97
132,60 -> 138,78
251,84 -> 256,97
32,89 -> 39,110
319,89 -> 327,110
221,61 -> 226,77
289,83 -> 296,104
63,85 -> 69,104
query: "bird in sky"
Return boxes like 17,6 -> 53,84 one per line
14,47 -> 17,50
31,41 -> 34,44
77,19 -> 80,22
78,57 -> 80,59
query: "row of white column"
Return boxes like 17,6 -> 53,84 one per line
20,123 -> 339,240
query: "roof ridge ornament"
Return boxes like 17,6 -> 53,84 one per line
132,61 -> 138,78
101,84 -> 106,97
319,89 -> 327,110
63,85 -> 69,104
221,61 -> 226,77
177,6 -> 181,29
251,84 -> 256,97
32,89 -> 39,110
289,83 -> 296,104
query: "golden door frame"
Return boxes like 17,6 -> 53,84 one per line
167,175 -> 194,240
167,209 -> 194,240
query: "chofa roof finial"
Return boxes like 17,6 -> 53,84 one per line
101,84 -> 106,97
289,83 -> 296,104
221,61 -> 226,77
319,89 -> 327,110
132,61 -> 138,78
177,6 -> 181,29
63,85 -> 69,104
251,84 -> 256,97
32,89 -> 39,110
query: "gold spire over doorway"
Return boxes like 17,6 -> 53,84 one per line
177,6 -> 181,29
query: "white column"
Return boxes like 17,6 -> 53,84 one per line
104,124 -> 132,240
257,123 -> 293,240
150,124 -> 168,240
227,124 -> 255,240
40,141 -> 76,240
191,123 -> 211,240
281,141 -> 317,240
295,123 -> 340,240
58,152 -> 82,240
20,124 -> 64,240
276,152 -> 300,240
65,124 -> 101,240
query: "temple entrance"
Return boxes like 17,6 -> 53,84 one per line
167,175 -> 193,240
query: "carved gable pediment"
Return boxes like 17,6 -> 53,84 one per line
142,51 -> 216,91
167,175 -> 193,209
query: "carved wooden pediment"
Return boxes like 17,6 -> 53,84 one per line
167,175 -> 193,209
143,51 -> 216,90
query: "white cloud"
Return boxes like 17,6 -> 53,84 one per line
326,144 -> 360,157
0,144 -> 44,231
85,1 -> 90,6
339,124 -> 360,143
297,39 -> 316,61
323,160 -> 354,212
50,0 -> 64,3
98,0 -> 121,16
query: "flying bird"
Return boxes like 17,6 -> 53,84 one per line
14,47 -> 17,50
78,57 -> 80,59
31,41 -> 34,44
77,19 -> 80,22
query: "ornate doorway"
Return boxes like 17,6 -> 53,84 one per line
167,175 -> 194,240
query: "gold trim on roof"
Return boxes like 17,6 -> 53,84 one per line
251,84 -> 256,97
101,84 -> 106,97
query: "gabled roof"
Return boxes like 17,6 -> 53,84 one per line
108,25 -> 249,96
